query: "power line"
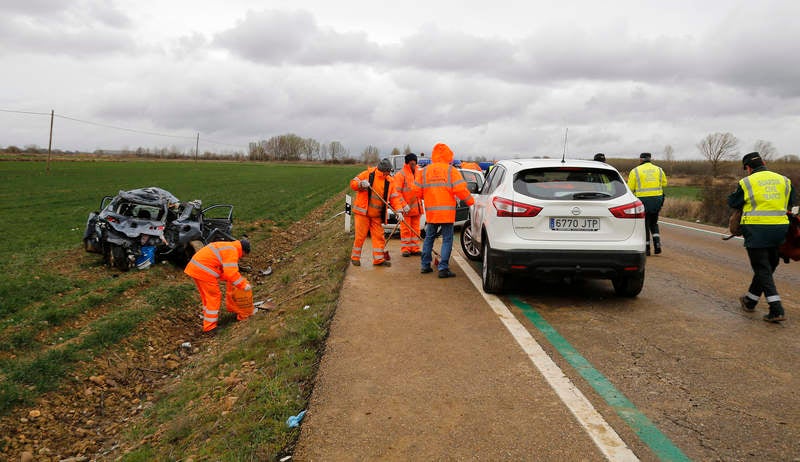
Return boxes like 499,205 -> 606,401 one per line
0,107 -> 248,150
0,108 -> 51,116
54,113 -> 196,141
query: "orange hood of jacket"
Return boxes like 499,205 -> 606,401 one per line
431,143 -> 454,164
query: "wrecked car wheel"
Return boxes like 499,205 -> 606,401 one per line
181,240 -> 205,265
109,245 -> 131,271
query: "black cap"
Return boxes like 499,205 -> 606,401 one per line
404,153 -> 418,164
742,151 -> 763,169
239,237 -> 251,254
593,153 -> 606,162
640,152 -> 652,160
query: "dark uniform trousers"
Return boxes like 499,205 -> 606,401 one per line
746,247 -> 782,308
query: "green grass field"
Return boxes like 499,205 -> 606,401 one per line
0,160 -> 361,315
664,185 -> 701,200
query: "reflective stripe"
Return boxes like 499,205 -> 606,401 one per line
422,180 -> 453,187
189,259 -> 220,278
204,309 -> 219,315
352,204 -> 368,214
223,262 -> 238,268
745,210 -> 788,217
426,205 -> 457,211
233,276 -> 245,286
766,295 -> 781,303
203,316 -> 218,322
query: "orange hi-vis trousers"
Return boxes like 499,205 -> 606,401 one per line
351,214 -> 387,265
191,278 -> 255,332
400,215 -> 422,254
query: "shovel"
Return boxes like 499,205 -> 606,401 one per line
367,184 -> 440,266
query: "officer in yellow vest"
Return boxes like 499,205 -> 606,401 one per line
627,152 -> 667,255
728,152 -> 795,322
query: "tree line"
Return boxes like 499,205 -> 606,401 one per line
2,132 -> 795,170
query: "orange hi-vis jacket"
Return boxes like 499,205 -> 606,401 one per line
393,163 -> 423,217
350,167 -> 407,221
416,143 -> 475,223
184,240 -> 249,289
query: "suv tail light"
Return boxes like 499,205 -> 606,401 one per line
609,200 -> 645,219
493,197 -> 542,217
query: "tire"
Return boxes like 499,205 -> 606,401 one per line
460,221 -> 482,261
613,271 -> 645,297
180,240 -> 205,266
481,239 -> 504,294
109,245 -> 130,271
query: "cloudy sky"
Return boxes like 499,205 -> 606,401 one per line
2,0 -> 799,160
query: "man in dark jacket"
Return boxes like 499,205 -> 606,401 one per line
728,152 -> 795,322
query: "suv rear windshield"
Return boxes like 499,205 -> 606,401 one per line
514,167 -> 627,200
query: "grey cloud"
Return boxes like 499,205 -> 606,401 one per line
386,27 -> 516,74
214,9 -> 380,65
700,5 -> 800,97
0,1 -> 134,55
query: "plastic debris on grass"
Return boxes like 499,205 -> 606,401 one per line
286,410 -> 307,428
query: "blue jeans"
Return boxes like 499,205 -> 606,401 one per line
421,223 -> 454,271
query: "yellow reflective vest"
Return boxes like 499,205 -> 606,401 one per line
740,170 -> 791,225
627,162 -> 667,197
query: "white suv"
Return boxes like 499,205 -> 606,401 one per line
462,159 -> 646,296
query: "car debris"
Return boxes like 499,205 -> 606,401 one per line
83,186 -> 235,271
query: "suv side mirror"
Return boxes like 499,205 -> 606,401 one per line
466,181 -> 479,193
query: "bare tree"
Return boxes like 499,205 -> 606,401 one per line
390,147 -> 401,157
328,141 -> 347,162
663,144 -> 674,162
697,132 -> 739,177
753,139 -> 778,163
403,144 -> 412,155
362,145 -> 380,164
302,138 -> 321,161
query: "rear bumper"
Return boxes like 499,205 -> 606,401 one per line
487,248 -> 646,280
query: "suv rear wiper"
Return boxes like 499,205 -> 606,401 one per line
573,192 -> 612,199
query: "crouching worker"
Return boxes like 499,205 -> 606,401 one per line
350,158 -> 408,267
184,238 -> 255,333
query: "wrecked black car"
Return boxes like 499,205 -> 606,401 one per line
83,187 -> 235,271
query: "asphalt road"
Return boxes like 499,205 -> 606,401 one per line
294,218 -> 800,461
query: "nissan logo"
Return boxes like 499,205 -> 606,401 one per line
570,206 -> 581,216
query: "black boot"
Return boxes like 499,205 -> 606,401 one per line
653,235 -> 662,254
763,302 -> 787,323
646,243 -> 651,256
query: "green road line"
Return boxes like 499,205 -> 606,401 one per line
510,296 -> 691,462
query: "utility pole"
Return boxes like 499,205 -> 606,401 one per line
46,109 -> 54,174
195,133 -> 199,162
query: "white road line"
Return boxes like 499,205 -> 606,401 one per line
453,254 -> 639,462
660,220 -> 744,241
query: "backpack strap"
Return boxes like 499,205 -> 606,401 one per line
366,170 -> 375,207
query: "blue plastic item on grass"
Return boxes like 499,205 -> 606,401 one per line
136,246 -> 155,269
286,410 -> 306,428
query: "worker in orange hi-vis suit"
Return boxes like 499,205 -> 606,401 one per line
393,153 -> 424,256
349,158 -> 408,267
416,143 -> 475,278
184,238 -> 254,333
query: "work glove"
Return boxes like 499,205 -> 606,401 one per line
400,205 -> 411,213
396,212 -> 404,223
243,284 -> 252,291
359,180 -> 370,190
